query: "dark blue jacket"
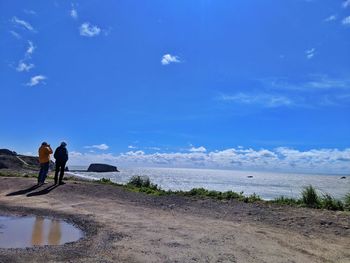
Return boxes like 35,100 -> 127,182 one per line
54,146 -> 68,163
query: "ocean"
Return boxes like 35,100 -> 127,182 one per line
68,167 -> 349,200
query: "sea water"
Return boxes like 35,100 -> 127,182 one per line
68,167 -> 349,200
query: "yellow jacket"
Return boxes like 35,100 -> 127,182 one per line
38,145 -> 53,163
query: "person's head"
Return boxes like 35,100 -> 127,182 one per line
41,142 -> 48,146
60,141 -> 67,147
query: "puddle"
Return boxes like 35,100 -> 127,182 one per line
0,215 -> 83,248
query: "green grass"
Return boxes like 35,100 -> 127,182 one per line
247,193 -> 263,203
182,188 -> 243,200
128,175 -> 152,188
344,193 -> 350,211
96,176 -> 262,202
320,193 -> 344,211
272,196 -> 301,206
96,176 -> 168,196
272,187 -> 349,212
97,177 -> 121,185
301,185 -> 320,208
0,170 -> 79,182
126,176 -> 167,195
0,170 -> 37,178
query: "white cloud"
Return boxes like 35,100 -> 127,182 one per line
128,145 -> 137,149
324,15 -> 337,22
147,147 -> 161,151
85,143 -> 109,150
16,61 -> 34,72
267,75 -> 350,91
304,77 -> 350,90
161,54 -> 181,65
23,9 -> 36,15
189,146 -> 207,153
342,16 -> 350,26
70,151 -> 83,157
125,150 -> 146,156
261,75 -> 350,107
26,75 -> 46,86
70,8 -> 78,19
79,22 -> 101,37
10,30 -> 21,39
11,17 -> 35,32
219,93 -> 293,108
220,76 -> 350,110
305,48 -> 315,59
26,41 -> 35,57
343,0 -> 350,8
14,41 -> 35,73
68,147 -> 350,174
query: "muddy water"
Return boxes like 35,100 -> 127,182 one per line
0,216 -> 83,248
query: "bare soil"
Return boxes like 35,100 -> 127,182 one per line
0,177 -> 349,263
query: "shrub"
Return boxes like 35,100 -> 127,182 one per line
273,196 -> 300,206
185,188 -> 209,197
127,176 -> 162,192
247,193 -> 262,202
128,175 -> 151,188
98,178 -> 115,185
320,193 -> 344,211
208,190 -> 222,199
182,188 -> 254,201
222,190 -> 244,200
344,193 -> 350,211
301,185 -> 320,208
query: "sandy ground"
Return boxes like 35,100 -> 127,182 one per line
0,177 -> 349,263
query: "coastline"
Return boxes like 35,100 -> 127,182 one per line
0,176 -> 349,262
65,167 -> 350,200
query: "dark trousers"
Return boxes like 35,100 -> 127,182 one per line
38,162 -> 49,183
54,162 -> 66,184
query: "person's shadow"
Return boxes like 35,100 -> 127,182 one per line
6,184 -> 42,196
26,184 -> 59,197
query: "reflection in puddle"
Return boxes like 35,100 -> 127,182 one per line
0,216 -> 83,248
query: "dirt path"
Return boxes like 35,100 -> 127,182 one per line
0,177 -> 349,263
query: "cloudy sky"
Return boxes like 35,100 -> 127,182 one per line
1,0 -> 350,174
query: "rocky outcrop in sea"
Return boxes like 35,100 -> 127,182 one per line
87,163 -> 119,172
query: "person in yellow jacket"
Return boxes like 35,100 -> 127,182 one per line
38,142 -> 53,185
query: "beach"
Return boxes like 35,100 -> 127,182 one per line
0,176 -> 349,263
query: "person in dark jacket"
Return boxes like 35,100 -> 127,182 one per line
54,142 -> 69,185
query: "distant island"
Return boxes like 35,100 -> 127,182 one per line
87,163 -> 119,173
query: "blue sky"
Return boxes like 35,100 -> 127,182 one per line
1,0 -> 350,173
